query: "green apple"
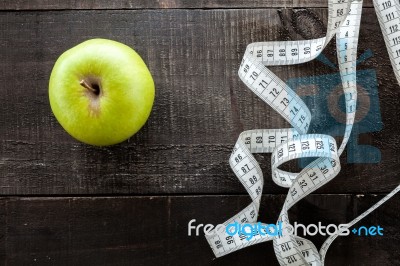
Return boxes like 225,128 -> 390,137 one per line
49,38 -> 155,146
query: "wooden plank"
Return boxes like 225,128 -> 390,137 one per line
0,194 -> 398,265
0,1 -> 375,10
1,9 -> 399,195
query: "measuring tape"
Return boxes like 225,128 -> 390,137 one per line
205,0 -> 400,265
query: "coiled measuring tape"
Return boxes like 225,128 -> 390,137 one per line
205,0 -> 400,265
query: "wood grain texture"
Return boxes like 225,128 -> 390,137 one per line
0,194 -> 398,266
1,2 -> 398,265
0,0 -> 375,10
0,8 -> 399,195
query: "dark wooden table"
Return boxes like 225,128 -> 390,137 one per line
0,1 -> 399,265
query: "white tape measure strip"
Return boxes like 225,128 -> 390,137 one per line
205,1 -> 400,265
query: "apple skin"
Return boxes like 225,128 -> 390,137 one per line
49,38 -> 155,146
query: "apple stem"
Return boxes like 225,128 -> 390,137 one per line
80,80 -> 98,94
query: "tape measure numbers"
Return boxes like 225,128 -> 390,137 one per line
205,1 -> 400,265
